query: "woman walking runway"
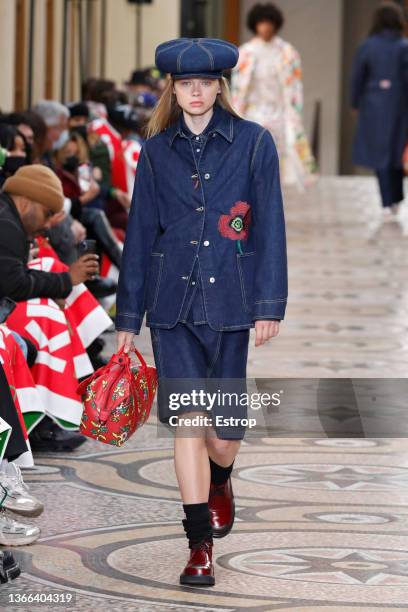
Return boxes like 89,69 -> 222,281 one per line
115,36 -> 288,586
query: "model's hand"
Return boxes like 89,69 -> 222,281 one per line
254,320 -> 280,347
116,331 -> 135,353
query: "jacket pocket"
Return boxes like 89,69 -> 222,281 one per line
236,251 -> 256,314
145,253 -> 164,313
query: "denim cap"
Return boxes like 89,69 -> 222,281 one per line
155,37 -> 239,80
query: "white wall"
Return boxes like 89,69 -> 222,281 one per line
240,0 -> 343,175
105,0 -> 180,86
0,0 -> 181,111
0,0 -> 16,112
32,0 -> 46,103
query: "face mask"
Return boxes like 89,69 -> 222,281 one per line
3,156 -> 27,175
63,155 -> 80,173
70,125 -> 88,141
52,129 -> 69,150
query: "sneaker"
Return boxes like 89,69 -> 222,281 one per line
1,463 -> 44,517
0,550 -> 21,583
0,508 -> 40,546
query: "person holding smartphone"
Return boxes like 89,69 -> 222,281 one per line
115,37 -> 288,586
0,164 -> 99,302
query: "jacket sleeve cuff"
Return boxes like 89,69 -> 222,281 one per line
115,313 -> 143,335
252,299 -> 287,321
60,272 -> 73,298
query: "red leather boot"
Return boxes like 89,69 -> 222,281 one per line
179,538 -> 215,586
208,477 -> 235,538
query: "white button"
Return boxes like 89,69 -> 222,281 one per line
196,148 -> 200,152
181,276 -> 188,280
212,133 -> 216,138
203,240 -> 210,246
195,136 -> 200,140
191,281 -> 196,285
196,206 -> 204,212
209,277 -> 215,283
204,173 -> 210,180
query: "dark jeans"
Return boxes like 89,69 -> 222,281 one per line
48,214 -> 78,265
80,207 -> 122,269
375,167 -> 404,207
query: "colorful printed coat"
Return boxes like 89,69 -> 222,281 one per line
231,36 -> 317,190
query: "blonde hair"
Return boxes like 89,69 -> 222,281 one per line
145,76 -> 241,139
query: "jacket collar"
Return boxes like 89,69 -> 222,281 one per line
167,104 -> 234,146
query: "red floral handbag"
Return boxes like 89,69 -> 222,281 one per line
76,346 -> 158,446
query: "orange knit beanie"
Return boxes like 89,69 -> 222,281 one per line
3,164 -> 64,213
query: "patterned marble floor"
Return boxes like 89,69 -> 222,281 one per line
2,177 -> 408,611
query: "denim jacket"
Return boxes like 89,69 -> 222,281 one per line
115,103 -> 288,334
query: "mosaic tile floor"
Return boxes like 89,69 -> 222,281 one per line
2,177 -> 408,611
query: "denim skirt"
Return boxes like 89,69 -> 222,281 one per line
149,305 -> 250,440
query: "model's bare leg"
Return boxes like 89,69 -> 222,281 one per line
205,430 -> 241,467
174,411 -> 211,503
176,412 -> 215,587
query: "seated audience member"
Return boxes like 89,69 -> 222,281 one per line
0,326 -> 43,547
125,68 -> 158,106
0,164 -> 99,452
81,78 -> 119,109
0,361 -> 40,552
31,100 -> 70,166
0,124 -> 30,187
84,83 -> 135,231
54,132 -> 122,271
124,68 -> 161,129
8,110 -> 48,164
0,164 -> 98,301
32,101 -> 117,297
67,101 -> 129,220
1,113 -> 95,274
30,100 -> 83,264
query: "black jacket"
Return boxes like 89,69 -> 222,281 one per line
0,191 -> 72,301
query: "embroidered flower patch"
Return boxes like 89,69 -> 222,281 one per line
218,201 -> 251,254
